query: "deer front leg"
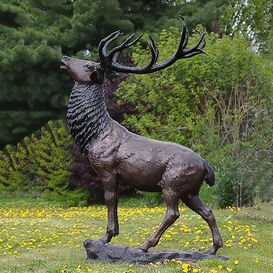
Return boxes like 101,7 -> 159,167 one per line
100,175 -> 119,244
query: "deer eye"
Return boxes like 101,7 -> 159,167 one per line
84,64 -> 93,70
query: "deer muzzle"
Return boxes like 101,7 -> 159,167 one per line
60,56 -> 70,70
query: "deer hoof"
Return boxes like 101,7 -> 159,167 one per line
99,234 -> 111,244
203,246 -> 217,255
137,248 -> 147,253
139,247 -> 148,252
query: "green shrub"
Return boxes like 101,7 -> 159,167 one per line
117,27 -> 273,207
0,120 -> 88,206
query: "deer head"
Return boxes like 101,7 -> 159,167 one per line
61,19 -> 206,83
60,57 -> 105,84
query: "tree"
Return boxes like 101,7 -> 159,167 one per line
175,0 -> 229,35
0,0 -> 72,147
0,0 -> 134,147
224,0 -> 273,55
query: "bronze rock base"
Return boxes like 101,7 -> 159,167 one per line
84,239 -> 227,264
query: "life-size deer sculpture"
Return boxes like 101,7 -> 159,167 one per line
61,20 -> 223,255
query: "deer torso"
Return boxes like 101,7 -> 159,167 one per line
90,128 -> 205,192
65,83 -> 205,192
66,82 -> 205,193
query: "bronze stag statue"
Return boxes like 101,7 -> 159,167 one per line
61,21 -> 223,255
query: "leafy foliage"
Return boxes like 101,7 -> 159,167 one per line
225,0 -> 273,55
0,120 -> 88,206
117,28 -> 273,207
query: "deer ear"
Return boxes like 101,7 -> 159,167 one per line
90,67 -> 105,84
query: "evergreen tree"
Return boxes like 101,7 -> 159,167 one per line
0,0 -> 72,147
0,0 -> 133,147
0,0 -> 230,147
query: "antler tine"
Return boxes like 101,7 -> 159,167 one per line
183,29 -> 207,57
199,38 -> 207,54
109,33 -> 143,59
195,29 -> 207,48
98,30 -> 121,64
98,31 -> 120,54
177,19 -> 189,53
126,34 -> 143,48
197,29 -> 207,51
113,52 -> 120,63
102,31 -> 122,56
182,50 -> 205,58
149,35 -> 159,63
144,37 -> 157,69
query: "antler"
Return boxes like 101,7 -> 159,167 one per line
99,19 -> 207,74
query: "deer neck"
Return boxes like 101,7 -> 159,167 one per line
66,82 -> 110,152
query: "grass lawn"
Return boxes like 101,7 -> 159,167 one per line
0,198 -> 272,273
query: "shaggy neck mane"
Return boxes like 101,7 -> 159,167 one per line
66,82 -> 109,152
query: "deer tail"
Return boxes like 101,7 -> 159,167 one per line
203,161 -> 215,187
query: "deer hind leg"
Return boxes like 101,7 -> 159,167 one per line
182,193 -> 223,255
100,175 -> 119,244
140,190 -> 180,252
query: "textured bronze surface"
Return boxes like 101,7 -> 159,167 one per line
61,20 -> 223,255
84,239 -> 227,264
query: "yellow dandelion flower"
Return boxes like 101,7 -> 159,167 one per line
86,267 -> 92,272
182,263 -> 190,273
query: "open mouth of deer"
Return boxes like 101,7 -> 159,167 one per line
60,60 -> 68,70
